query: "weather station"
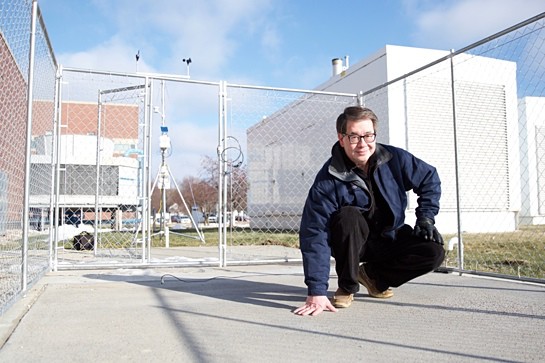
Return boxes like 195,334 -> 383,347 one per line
150,79 -> 205,247
134,50 -> 192,81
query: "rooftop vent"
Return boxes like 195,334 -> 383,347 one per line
331,55 -> 349,76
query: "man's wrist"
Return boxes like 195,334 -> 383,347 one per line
308,287 -> 328,296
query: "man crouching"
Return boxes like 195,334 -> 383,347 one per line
294,106 -> 445,316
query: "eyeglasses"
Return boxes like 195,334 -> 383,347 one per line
344,133 -> 376,144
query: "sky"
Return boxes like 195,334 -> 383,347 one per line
37,0 -> 545,180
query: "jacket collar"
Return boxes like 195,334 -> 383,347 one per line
328,141 -> 392,182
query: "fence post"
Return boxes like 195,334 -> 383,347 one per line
449,49 -> 464,274
145,77 -> 153,263
50,67 -> 62,271
218,81 -> 227,267
22,0 -> 39,291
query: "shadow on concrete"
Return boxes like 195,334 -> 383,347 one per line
84,272 -> 307,311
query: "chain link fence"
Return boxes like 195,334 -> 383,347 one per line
0,0 -> 56,314
217,14 -> 545,283
53,70 -> 149,266
2,0 -> 545,315
219,86 -> 356,260
53,69 -> 220,268
349,13 -> 545,282
219,13 -> 545,283
450,14 -> 545,280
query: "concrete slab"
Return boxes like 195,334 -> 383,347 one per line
0,253 -> 544,362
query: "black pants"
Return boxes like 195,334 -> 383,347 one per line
330,206 -> 445,294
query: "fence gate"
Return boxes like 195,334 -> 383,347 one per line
53,69 -> 151,268
219,84 -> 358,265
52,67 -> 217,268
52,67 -> 358,268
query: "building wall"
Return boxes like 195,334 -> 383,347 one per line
60,101 -> 138,139
247,45 -> 520,233
31,99 -> 55,137
519,96 -> 545,224
246,94 -> 354,229
0,33 -> 28,229
396,51 -> 520,233
29,93 -> 141,215
30,134 -> 140,209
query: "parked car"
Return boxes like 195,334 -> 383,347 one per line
207,214 -> 217,223
171,214 -> 191,224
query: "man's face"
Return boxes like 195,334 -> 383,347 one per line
338,118 -> 376,168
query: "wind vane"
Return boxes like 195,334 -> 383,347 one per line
136,50 -> 140,72
182,58 -> 192,77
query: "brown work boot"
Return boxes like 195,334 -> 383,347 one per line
358,265 -> 394,299
332,288 -> 354,308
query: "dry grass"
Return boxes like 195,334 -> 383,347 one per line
442,225 -> 545,279
51,225 -> 545,279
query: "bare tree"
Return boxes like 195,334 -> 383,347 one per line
178,176 -> 217,218
201,154 -> 248,215
200,155 -> 219,185
151,155 -> 248,222
150,187 -> 161,215
229,164 -> 248,213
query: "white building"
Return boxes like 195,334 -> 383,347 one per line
519,96 -> 545,225
247,45 -> 521,234
30,134 -> 141,226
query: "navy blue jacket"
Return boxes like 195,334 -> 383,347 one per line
299,142 -> 441,296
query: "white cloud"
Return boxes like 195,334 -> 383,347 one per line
150,121 -> 218,182
407,0 -> 545,49
57,35 -> 154,73
91,0 -> 273,77
53,0 -> 278,179
260,24 -> 282,62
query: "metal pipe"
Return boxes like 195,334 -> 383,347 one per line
94,92 -> 103,253
218,81 -> 226,267
52,66 -> 64,271
360,12 -> 545,99
145,78 -> 154,262
140,81 -> 149,263
222,83 -> 229,267
449,49 -> 464,274
49,67 -> 62,270
59,66 -> 358,97
226,82 -> 357,97
159,80 -> 170,248
55,258 -> 304,271
22,0 -> 39,291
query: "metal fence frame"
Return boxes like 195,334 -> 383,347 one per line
50,69 -> 359,269
218,82 -> 359,266
355,12 -> 545,283
53,67 -> 221,269
0,0 -> 57,314
2,0 -> 545,316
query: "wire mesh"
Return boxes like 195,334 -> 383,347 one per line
2,0 -> 545,318
54,71 -> 220,267
359,15 -> 545,281
53,70 -> 148,266
447,15 -> 545,279
0,0 -> 56,313
222,87 -> 357,256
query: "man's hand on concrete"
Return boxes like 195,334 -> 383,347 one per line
294,295 -> 337,316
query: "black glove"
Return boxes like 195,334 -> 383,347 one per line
414,217 -> 444,245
